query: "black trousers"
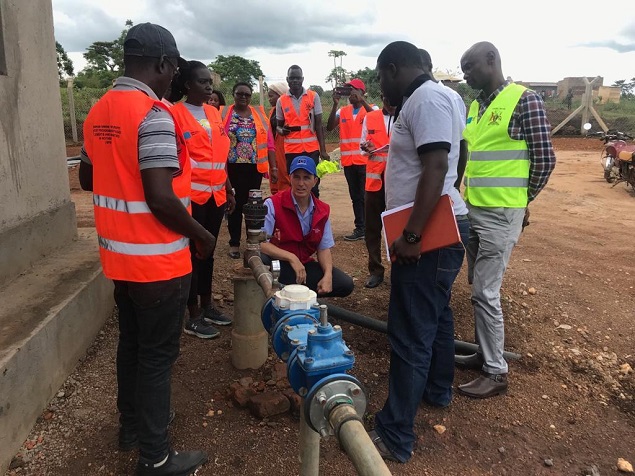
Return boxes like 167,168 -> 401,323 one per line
227,163 -> 263,247
189,196 -> 225,305
285,150 -> 320,197
343,164 -> 366,231
114,274 -> 190,464
365,184 -> 386,277
261,254 -> 354,298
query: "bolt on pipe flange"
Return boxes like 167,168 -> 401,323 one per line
304,374 -> 366,435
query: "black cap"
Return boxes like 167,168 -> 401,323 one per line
124,22 -> 181,59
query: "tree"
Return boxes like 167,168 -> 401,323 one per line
325,66 -> 350,89
56,41 -> 74,79
612,79 -> 635,99
76,20 -> 133,89
349,67 -> 380,97
208,55 -> 264,87
309,85 -> 324,96
327,50 -> 347,88
83,19 -> 132,73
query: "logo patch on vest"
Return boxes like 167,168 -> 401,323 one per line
184,131 -> 192,139
487,110 -> 503,126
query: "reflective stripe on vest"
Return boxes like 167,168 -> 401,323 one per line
463,83 -> 530,208
82,90 -> 192,282
192,182 -> 225,192
339,105 -> 369,166
364,109 -> 390,192
280,92 -> 319,153
94,194 -> 190,213
192,161 -> 226,170
98,236 -> 189,256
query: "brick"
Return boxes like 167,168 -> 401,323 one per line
226,381 -> 242,399
232,387 -> 257,408
271,362 -> 287,381
249,391 -> 290,419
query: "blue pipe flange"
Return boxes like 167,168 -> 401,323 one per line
304,374 -> 367,435
271,313 -> 319,361
260,297 -> 276,333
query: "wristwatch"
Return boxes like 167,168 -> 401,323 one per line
402,229 -> 422,244
229,187 -> 236,196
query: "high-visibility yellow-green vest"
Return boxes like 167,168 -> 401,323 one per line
463,83 -> 529,208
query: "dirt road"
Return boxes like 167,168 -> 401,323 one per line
8,138 -> 634,476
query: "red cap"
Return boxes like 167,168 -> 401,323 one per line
344,79 -> 366,93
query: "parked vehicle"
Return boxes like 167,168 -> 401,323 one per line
584,123 -> 635,190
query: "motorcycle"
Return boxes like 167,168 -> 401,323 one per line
583,122 -> 635,189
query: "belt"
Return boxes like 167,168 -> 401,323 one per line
456,214 -> 468,221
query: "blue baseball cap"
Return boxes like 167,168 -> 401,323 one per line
289,156 -> 317,176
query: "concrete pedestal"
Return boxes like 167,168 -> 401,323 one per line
231,268 -> 269,370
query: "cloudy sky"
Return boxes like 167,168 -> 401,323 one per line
52,0 -> 635,89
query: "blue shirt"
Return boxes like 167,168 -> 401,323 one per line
263,194 -> 335,250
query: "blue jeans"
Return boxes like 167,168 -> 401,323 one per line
375,218 -> 469,462
114,274 -> 190,464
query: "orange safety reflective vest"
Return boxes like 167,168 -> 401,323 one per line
220,104 -> 270,173
83,90 -> 192,283
364,109 -> 390,192
279,90 -> 320,154
170,102 -> 230,206
339,104 -> 371,167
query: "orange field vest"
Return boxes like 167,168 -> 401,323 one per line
279,90 -> 320,154
339,104 -> 370,167
221,104 -> 270,173
364,109 -> 390,192
270,109 -> 291,194
83,90 -> 192,283
170,102 -> 230,206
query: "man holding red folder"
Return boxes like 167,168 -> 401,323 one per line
368,41 -> 470,464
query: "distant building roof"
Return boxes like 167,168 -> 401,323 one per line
434,72 -> 462,82
521,82 -> 558,88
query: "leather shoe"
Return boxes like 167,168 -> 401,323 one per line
458,373 -> 508,399
364,274 -> 383,288
454,352 -> 484,370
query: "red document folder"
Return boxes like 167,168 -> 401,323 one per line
381,194 -> 461,261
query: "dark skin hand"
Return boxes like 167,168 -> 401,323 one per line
225,176 -> 236,214
390,149 -> 449,265
454,139 -> 468,190
522,207 -> 530,231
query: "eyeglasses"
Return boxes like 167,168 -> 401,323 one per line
235,92 -> 252,98
163,56 -> 180,76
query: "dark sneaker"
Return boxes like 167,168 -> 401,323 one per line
367,429 -> 400,462
202,305 -> 233,326
183,317 -> 220,339
136,449 -> 207,476
344,228 -> 365,241
119,409 -> 176,452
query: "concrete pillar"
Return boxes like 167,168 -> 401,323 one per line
0,0 -> 77,287
0,1 -> 114,472
231,267 -> 269,369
